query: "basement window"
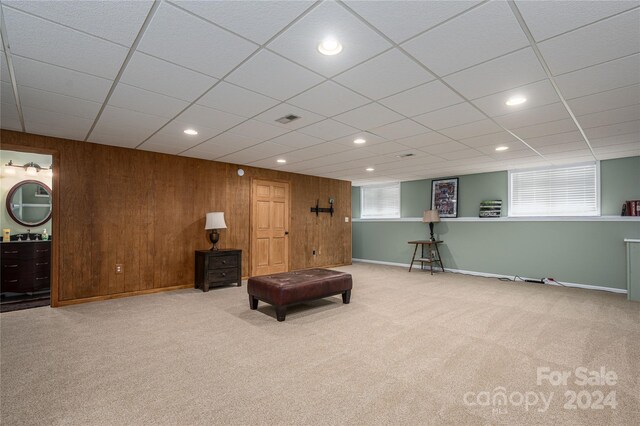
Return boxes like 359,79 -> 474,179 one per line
508,162 -> 600,217
361,183 -> 401,219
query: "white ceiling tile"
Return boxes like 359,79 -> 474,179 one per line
22,107 -> 93,140
334,49 -> 434,99
578,104 -> 640,129
173,0 -> 314,44
555,54 -> 640,99
344,0 -> 481,43
201,132 -> 261,152
229,119 -> 289,140
1,81 -> 16,105
89,131 -> 147,149
596,149 -> 640,161
10,56 -> 112,102
297,119 -> 360,141
137,2 -> 257,78
403,1 -> 529,76
91,106 -> 165,146
369,119 -> 430,140
513,118 -> 579,139
3,0 -> 154,46
137,142 -> 184,155
474,140 -> 530,154
568,85 -> 640,116
494,103 -> 570,129
330,131 -> 387,147
379,80 -> 464,117
267,1 -> 391,77
525,131 -> 584,148
196,82 -> 279,118
3,8 -> 128,80
217,142 -> 293,164
1,55 -> 10,83
394,132 -> 455,149
589,132 -> 639,148
536,141 -> 590,155
226,50 -> 324,100
18,85 -> 101,119
267,131 -> 325,149
487,149 -> 541,161
471,79 -> 560,117
545,151 -> 595,162
177,149 -> 218,161
439,149 -> 485,161
143,120 -> 221,150
253,103 -> 325,130
585,120 -> 640,139
333,103 -> 403,130
593,141 -> 640,156
361,142 -> 414,155
108,83 -> 189,119
175,104 -> 245,133
444,48 -> 547,99
422,140 -> 469,155
440,119 -> 503,140
249,152 -> 308,169
285,142 -> 351,160
413,102 -> 485,130
0,102 -> 21,131
458,131 -> 520,148
120,52 -> 217,102
515,0 -> 640,41
538,9 -> 640,75
288,81 -> 369,116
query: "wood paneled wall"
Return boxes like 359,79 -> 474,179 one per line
1,130 -> 352,305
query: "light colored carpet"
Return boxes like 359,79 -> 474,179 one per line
1,263 -> 639,425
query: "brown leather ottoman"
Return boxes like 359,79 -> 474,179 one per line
247,269 -> 352,321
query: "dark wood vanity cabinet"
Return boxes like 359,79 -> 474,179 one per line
1,241 -> 51,293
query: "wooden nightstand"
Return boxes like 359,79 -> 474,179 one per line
194,249 -> 242,292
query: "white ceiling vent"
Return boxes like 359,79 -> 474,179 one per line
275,114 -> 301,124
396,153 -> 415,158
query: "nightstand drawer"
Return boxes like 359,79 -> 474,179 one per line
207,267 -> 237,283
208,255 -> 238,269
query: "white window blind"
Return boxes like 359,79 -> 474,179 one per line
509,162 -> 600,217
361,183 -> 401,218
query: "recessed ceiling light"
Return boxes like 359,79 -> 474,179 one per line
353,138 -> 366,144
366,167 -> 375,172
505,96 -> 527,106
318,38 -> 342,56
277,159 -> 287,163
495,146 -> 509,151
184,129 -> 198,135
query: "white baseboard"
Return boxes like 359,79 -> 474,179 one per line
351,258 -> 627,294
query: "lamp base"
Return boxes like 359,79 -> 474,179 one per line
429,222 -> 435,241
209,229 -> 220,251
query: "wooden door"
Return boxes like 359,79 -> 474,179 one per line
251,179 -> 290,276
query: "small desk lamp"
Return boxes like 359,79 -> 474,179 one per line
205,212 -> 227,251
423,210 -> 440,241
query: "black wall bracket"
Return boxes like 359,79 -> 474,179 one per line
310,199 -> 334,217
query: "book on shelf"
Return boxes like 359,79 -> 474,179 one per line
479,200 -> 502,218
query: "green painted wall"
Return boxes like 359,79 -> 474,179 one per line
352,157 -> 640,290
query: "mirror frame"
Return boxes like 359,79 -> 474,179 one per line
6,179 -> 53,227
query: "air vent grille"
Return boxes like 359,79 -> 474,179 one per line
397,153 -> 415,158
275,114 -> 301,124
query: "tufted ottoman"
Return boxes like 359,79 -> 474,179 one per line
247,269 -> 352,321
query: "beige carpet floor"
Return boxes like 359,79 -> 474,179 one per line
1,263 -> 639,425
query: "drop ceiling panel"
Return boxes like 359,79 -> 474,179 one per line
344,0 -> 481,44
379,80 -> 464,117
330,131 -> 387,147
197,133 -> 261,153
475,140 -> 530,154
494,103 -> 571,129
137,2 -> 257,78
18,86 -> 101,120
267,131 -> 325,149
413,102 -> 485,130
525,131 -> 584,148
513,118 -> 580,139
421,140 -> 469,155
0,101 -> 21,131
361,141 -> 414,156
487,149 -> 540,161
369,119 -> 431,140
438,149 -> 486,161
585,120 -> 640,139
10,56 -> 112,102
538,9 -> 640,76
143,120 -> 220,150
23,107 -> 94,141
3,7 -> 128,79
3,0 -> 154,46
297,119 -> 359,141
333,103 -> 403,130
439,119 -> 503,140
175,104 -> 245,133
567,85 -> 640,116
458,131 -> 520,148
136,142 -> 184,155
1,81 -> 16,105
578,104 -> 640,129
536,141 -> 590,155
334,48 -> 434,99
1,55 -> 10,83
120,52 -> 217,102
590,132 -> 639,148
228,119 -> 289,141
173,0 -> 314,44
395,132 -> 455,149
89,131 -> 150,149
267,1 -> 391,77
108,84 -> 190,119
514,0 -> 639,42
403,1 -> 529,76
555,54 -> 640,99
91,106 -> 166,146
196,82 -> 279,118
254,103 -> 325,130
286,142 -> 352,160
288,81 -> 369,116
593,142 -> 640,156
443,48 -> 547,100
471,79 -> 560,117
226,50 -> 324,100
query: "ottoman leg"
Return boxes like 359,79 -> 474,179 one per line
275,306 -> 287,322
249,295 -> 258,310
342,290 -> 351,304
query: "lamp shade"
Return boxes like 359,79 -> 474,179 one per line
205,212 -> 227,230
422,210 -> 440,223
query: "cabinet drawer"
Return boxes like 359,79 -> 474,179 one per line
208,255 -> 238,269
1,274 -> 49,293
207,267 -> 238,283
1,242 -> 50,260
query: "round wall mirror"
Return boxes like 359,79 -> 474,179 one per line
6,180 -> 52,227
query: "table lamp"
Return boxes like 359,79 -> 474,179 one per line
205,212 -> 227,251
423,210 -> 440,241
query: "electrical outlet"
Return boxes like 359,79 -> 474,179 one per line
115,264 -> 123,274
345,217 -> 349,222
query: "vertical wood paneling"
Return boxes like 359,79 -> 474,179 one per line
1,130 -> 352,304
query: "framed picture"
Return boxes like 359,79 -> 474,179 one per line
431,178 -> 458,218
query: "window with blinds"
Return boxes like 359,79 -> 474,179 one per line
360,183 -> 401,219
508,162 -> 600,217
